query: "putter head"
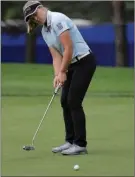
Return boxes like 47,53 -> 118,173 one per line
23,145 -> 35,151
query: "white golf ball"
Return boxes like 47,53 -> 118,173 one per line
73,164 -> 79,170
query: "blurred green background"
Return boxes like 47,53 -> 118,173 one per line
1,64 -> 134,176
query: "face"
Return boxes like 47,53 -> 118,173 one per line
29,7 -> 46,25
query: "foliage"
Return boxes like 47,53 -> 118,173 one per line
1,1 -> 134,23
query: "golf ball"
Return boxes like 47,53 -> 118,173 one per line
73,164 -> 79,170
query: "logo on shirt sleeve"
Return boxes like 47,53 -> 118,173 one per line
56,22 -> 63,30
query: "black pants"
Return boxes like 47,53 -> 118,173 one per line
60,53 -> 96,147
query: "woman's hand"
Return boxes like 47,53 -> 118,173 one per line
57,71 -> 67,86
53,75 -> 59,88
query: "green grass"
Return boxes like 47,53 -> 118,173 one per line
1,64 -> 134,176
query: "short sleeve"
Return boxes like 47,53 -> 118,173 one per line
53,20 -> 70,36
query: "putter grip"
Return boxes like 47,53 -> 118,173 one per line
54,84 -> 61,94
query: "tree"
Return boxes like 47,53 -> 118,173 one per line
112,1 -> 128,67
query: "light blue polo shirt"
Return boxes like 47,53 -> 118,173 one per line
41,10 -> 92,60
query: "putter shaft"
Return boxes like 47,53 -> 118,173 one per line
32,94 -> 55,146
31,84 -> 61,146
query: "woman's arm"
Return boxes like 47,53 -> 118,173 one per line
59,30 -> 73,73
49,47 -> 62,76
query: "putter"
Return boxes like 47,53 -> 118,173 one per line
23,84 -> 61,151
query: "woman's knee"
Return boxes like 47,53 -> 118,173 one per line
67,97 -> 81,110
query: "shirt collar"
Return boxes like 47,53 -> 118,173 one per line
46,10 -> 51,28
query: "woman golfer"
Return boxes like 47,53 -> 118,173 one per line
23,1 -> 96,155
